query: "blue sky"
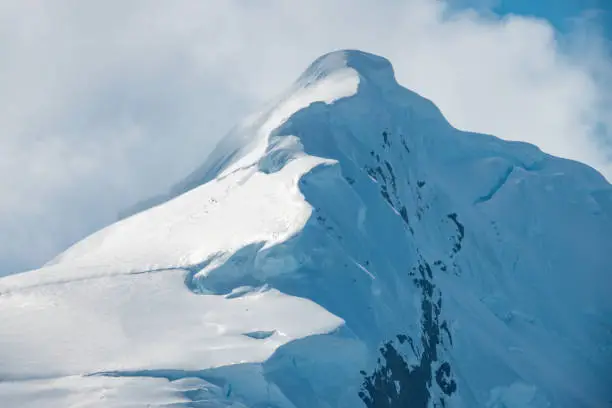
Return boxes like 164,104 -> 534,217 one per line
498,0 -> 610,31
454,0 -> 612,34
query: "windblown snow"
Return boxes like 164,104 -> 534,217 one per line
1,50 -> 610,408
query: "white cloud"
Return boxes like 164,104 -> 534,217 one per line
0,0 -> 610,274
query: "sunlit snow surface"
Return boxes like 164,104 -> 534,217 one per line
1,50 -> 610,407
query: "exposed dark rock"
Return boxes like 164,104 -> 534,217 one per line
401,139 -> 411,153
381,190 -> 393,206
447,213 -> 464,255
399,206 -> 410,227
382,131 -> 391,148
359,259 -> 456,407
384,161 -> 397,195
375,166 -> 387,183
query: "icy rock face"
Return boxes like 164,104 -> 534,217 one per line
1,50 -> 611,408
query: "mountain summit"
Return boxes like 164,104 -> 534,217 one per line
297,49 -> 397,87
1,50 -> 611,407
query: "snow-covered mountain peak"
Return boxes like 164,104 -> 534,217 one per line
296,50 -> 397,89
187,49 -> 414,183
1,50 -> 611,407
117,50 -> 447,222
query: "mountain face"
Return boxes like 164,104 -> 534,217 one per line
1,50 -> 611,408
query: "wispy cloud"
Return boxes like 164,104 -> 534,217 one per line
0,0 -> 610,274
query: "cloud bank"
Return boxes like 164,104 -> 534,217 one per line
0,0 -> 610,274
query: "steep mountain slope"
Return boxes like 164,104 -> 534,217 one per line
1,50 -> 610,408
